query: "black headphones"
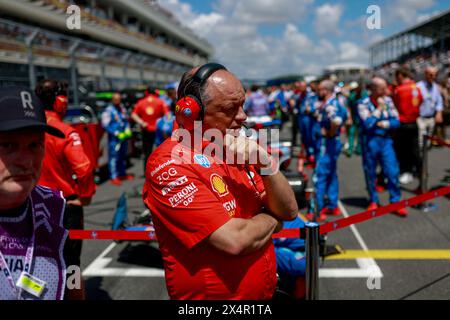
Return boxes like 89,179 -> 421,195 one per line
175,63 -> 227,130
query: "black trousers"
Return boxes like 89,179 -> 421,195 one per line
142,130 -> 155,174
393,122 -> 420,175
63,204 -> 84,268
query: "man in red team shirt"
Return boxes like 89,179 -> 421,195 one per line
131,86 -> 169,174
393,68 -> 423,185
143,64 -> 298,300
36,79 -> 95,297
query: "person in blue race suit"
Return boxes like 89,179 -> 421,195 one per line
313,80 -> 347,221
357,77 -> 407,217
101,93 -> 132,185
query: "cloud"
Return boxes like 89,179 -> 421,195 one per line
387,0 -> 435,25
283,23 -> 313,53
157,0 -> 437,79
190,13 -> 225,37
417,10 -> 441,23
159,0 -> 325,78
314,3 -> 343,35
339,42 -> 368,61
230,0 -> 314,25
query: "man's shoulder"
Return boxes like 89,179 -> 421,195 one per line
103,105 -> 116,114
394,83 -> 410,95
46,119 -> 75,140
31,186 -> 66,233
328,96 -> 340,106
132,98 -> 144,110
358,96 -> 370,105
32,185 -> 64,199
147,140 -> 184,174
146,141 -> 212,182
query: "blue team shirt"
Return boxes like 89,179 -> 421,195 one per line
357,96 -> 400,137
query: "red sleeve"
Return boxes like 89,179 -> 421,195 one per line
63,130 -> 94,198
132,100 -> 142,116
143,165 -> 232,249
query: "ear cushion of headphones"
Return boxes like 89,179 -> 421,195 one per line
175,95 -> 203,131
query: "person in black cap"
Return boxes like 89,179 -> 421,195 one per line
0,87 -> 81,300
35,79 -> 96,299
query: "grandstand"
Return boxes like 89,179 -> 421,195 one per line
370,9 -> 450,80
0,0 -> 213,104
323,62 -> 370,83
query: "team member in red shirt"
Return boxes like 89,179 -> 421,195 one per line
393,68 -> 423,185
36,79 -> 95,289
131,87 -> 169,174
143,63 -> 298,300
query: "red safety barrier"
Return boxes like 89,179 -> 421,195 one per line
70,230 -> 157,240
273,228 -> 303,239
320,185 -> 450,234
426,136 -> 450,148
69,185 -> 450,241
69,227 -> 303,240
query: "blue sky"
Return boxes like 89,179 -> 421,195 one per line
160,0 -> 450,79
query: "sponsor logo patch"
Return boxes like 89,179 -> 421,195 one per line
193,154 -> 211,168
210,174 -> 229,197
156,167 -> 178,184
161,176 -> 188,196
183,108 -> 192,117
69,132 -> 82,146
223,199 -> 236,217
168,182 -> 198,207
151,159 -> 175,177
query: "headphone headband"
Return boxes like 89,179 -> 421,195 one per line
192,63 -> 227,86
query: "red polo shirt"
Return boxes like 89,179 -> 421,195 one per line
39,111 -> 95,199
143,139 -> 277,300
132,94 -> 168,132
393,80 -> 423,123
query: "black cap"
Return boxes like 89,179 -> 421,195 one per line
0,87 -> 64,138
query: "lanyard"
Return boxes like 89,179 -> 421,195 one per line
422,83 -> 434,100
0,200 -> 36,299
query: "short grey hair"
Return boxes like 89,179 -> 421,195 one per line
320,79 -> 335,93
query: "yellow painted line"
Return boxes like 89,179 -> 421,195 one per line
326,250 -> 450,260
298,213 -> 308,223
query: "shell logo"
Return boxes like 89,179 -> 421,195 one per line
146,107 -> 154,115
210,174 -> 229,197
